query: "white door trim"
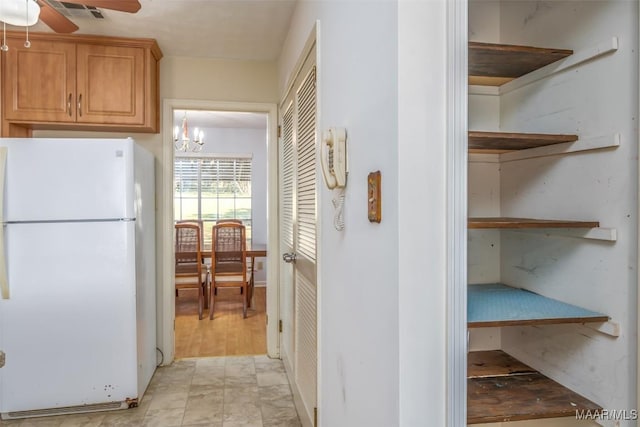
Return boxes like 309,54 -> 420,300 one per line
159,98 -> 279,364
446,0 -> 468,425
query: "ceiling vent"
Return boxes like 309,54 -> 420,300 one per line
42,0 -> 105,19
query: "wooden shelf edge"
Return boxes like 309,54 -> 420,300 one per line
469,217 -> 600,229
468,315 -> 609,328
468,350 -> 602,425
469,131 -> 578,152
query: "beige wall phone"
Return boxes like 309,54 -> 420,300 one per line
321,127 -> 347,189
321,127 -> 347,231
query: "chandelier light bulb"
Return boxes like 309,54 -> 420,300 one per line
174,112 -> 205,152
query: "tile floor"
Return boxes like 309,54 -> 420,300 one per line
1,355 -> 301,427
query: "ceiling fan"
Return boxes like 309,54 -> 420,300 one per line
2,0 -> 141,34
38,0 -> 141,33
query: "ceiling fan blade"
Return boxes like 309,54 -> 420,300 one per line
36,0 -> 79,33
59,0 -> 141,13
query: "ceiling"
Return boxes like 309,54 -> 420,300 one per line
21,0 -> 298,61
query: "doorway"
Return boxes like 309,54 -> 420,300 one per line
173,108 -> 268,358
160,99 -> 279,365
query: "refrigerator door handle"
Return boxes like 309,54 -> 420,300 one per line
0,147 -> 8,299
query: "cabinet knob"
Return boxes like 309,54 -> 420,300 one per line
67,93 -> 72,117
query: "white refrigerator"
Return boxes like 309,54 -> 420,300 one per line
0,138 -> 156,419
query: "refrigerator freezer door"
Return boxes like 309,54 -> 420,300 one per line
0,138 -> 135,222
0,220 -> 138,413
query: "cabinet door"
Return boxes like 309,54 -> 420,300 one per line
76,44 -> 145,125
2,39 -> 76,122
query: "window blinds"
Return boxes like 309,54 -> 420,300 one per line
174,156 -> 252,245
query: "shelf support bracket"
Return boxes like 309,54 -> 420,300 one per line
511,227 -> 617,242
500,36 -> 619,94
583,320 -> 620,337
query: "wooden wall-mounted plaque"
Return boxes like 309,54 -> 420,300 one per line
368,171 -> 381,223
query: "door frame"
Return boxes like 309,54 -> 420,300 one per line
159,98 -> 279,364
447,0 -> 468,424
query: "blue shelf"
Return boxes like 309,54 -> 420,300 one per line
468,283 -> 609,327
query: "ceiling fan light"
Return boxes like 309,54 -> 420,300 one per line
0,0 -> 40,26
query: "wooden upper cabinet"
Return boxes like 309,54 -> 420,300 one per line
76,44 -> 145,126
1,32 -> 162,134
3,39 -> 76,122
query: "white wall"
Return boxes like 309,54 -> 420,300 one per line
279,0 -> 452,425
279,1 -> 401,426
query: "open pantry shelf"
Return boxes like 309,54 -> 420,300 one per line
469,217 -> 600,229
468,283 -> 609,328
468,350 -> 602,424
469,131 -> 579,153
469,42 -> 573,86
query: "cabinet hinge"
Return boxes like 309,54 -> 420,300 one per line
314,407 -> 318,427
0,350 -> 5,368
277,125 -> 282,138
279,319 -> 283,333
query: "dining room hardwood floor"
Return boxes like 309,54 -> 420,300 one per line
175,286 -> 267,358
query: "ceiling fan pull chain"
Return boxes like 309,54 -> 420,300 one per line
24,0 -> 31,48
1,22 -> 8,52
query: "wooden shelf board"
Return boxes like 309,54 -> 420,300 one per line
469,131 -> 578,151
469,42 -> 573,87
468,350 -> 537,379
469,217 -> 599,229
468,283 -> 609,328
468,351 -> 601,424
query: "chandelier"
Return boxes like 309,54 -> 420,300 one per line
0,0 -> 41,51
174,112 -> 205,152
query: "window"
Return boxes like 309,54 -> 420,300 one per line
174,155 -> 252,247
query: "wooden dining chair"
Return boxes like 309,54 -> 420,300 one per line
214,219 -> 253,300
176,219 -> 204,244
209,222 -> 248,320
175,223 -> 209,320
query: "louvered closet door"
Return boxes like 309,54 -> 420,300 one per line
279,45 -> 317,423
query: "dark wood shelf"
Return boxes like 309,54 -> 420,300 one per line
468,350 -> 601,424
469,131 -> 578,153
468,283 -> 609,328
469,217 -> 599,229
469,42 -> 573,86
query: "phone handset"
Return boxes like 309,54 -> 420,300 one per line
320,127 -> 347,189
